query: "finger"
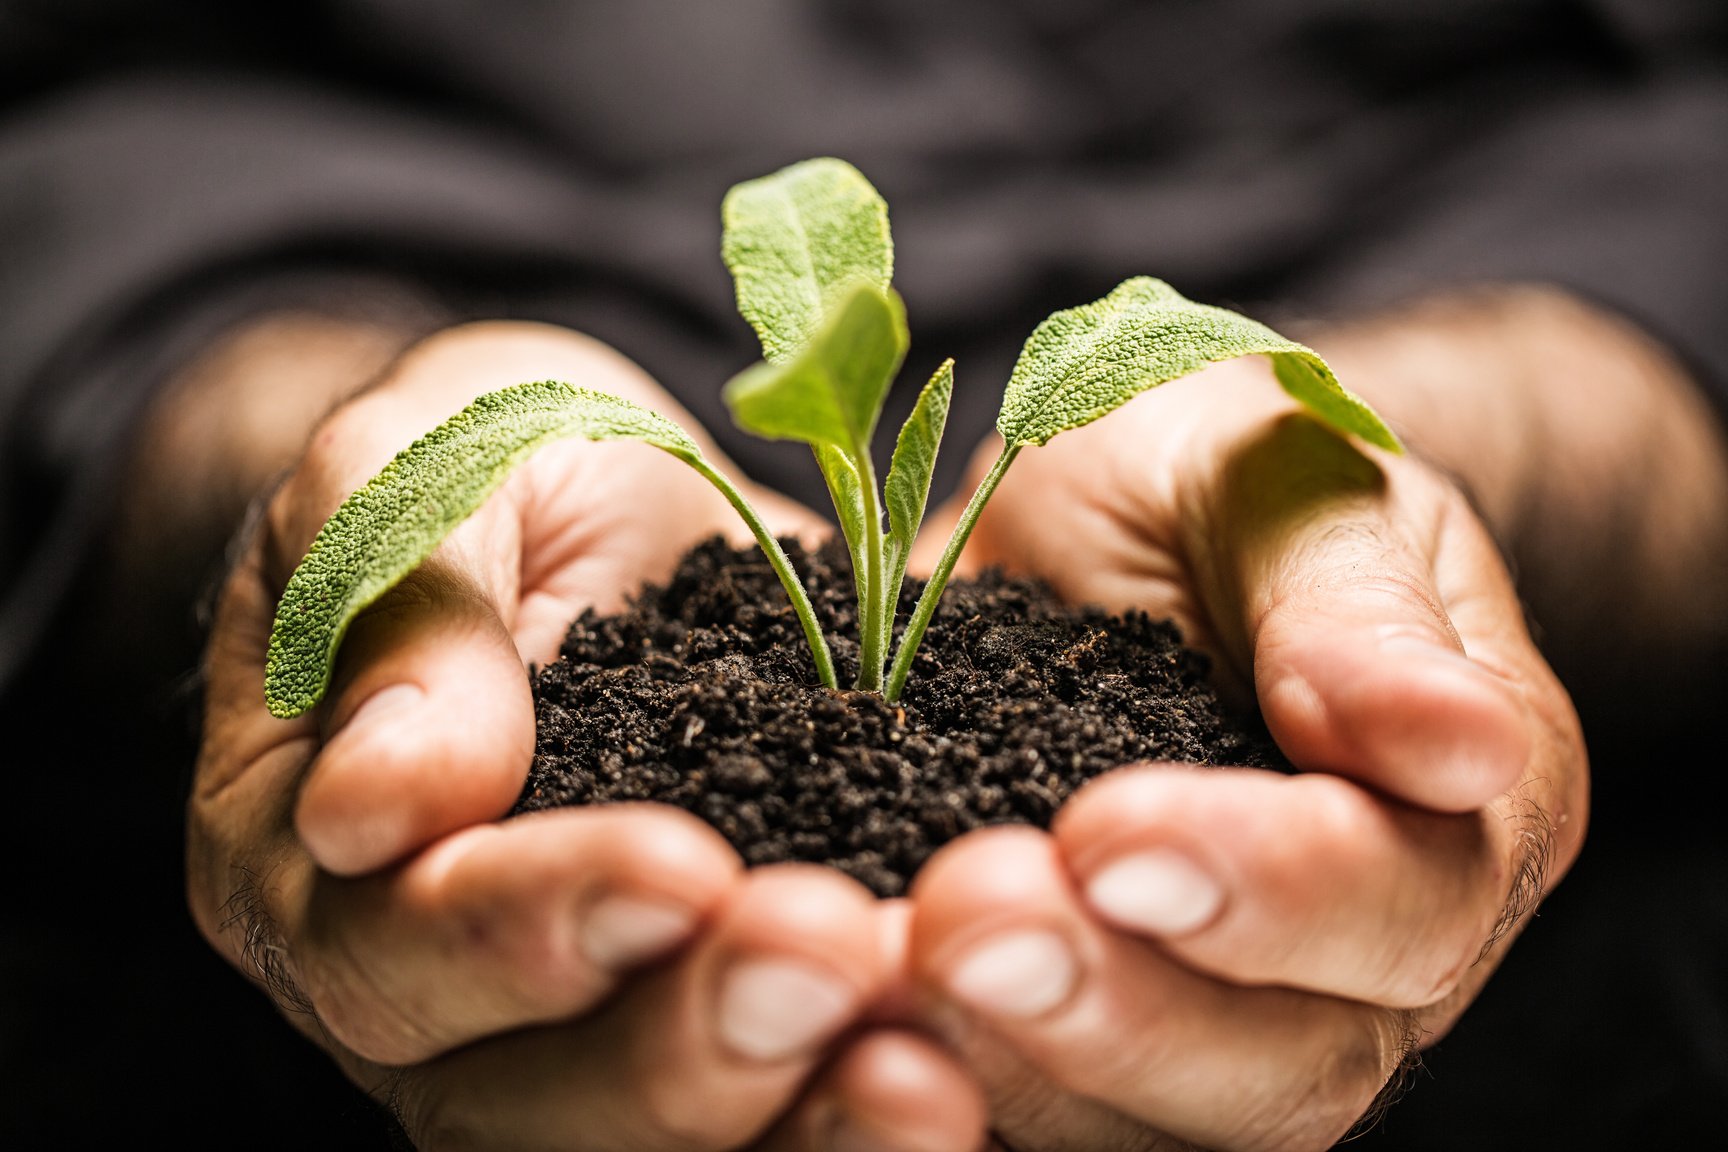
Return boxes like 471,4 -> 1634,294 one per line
1053,765 -> 1508,1006
1208,415 -> 1530,811
507,438 -> 833,663
292,805 -> 739,1064
755,1030 -> 990,1152
293,552 -> 535,875
910,827 -> 1406,1152
393,864 -> 887,1152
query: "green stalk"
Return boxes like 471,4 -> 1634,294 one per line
853,444 -> 888,692
884,444 -> 1020,701
691,458 -> 839,690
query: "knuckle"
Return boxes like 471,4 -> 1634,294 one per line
451,900 -> 606,1012
1292,770 -> 1382,860
402,860 -> 602,1019
1324,566 -> 1448,629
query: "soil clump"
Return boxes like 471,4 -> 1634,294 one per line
517,537 -> 1286,897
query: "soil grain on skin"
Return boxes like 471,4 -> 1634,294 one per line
518,537 -> 1287,897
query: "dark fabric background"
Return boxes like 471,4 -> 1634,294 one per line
1,2 -> 1724,1146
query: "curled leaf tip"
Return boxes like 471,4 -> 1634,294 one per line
996,277 -> 1401,452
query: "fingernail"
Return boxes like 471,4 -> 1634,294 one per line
1084,849 -> 1223,937
580,896 -> 697,970
946,929 -> 1076,1018
344,683 -> 424,733
717,959 -> 858,1062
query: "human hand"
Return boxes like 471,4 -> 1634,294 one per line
187,320 -> 987,1150
903,355 -> 1587,1150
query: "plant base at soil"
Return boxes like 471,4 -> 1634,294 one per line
516,537 -> 1286,897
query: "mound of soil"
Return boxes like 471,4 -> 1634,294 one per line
515,537 -> 1287,897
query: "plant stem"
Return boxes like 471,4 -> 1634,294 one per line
884,443 -> 1020,701
853,444 -> 887,692
691,458 -> 839,689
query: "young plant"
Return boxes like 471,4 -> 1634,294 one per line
264,157 -> 1401,718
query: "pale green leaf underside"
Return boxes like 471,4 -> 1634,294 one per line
722,282 -> 909,451
722,156 -> 894,365
996,277 -> 1402,452
264,382 -> 703,719
885,358 -> 954,571
882,357 -> 954,647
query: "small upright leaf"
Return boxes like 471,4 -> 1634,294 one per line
883,358 -> 954,605
722,281 -> 909,454
722,157 -> 894,364
995,277 -> 1401,452
264,383 -> 706,719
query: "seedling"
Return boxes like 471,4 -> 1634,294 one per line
264,157 -> 1400,718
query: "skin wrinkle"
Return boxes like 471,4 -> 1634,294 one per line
1422,498 -> 1498,655
194,726 -> 318,808
193,559 -> 322,800
1080,472 -> 1198,634
1098,443 -> 1216,654
1200,1012 -> 1381,1152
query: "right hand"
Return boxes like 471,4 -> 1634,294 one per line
902,356 -> 1587,1151
187,320 -> 987,1150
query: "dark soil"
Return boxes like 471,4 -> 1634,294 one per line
516,536 -> 1288,897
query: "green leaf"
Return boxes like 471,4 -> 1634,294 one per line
995,277 -> 1402,452
722,281 -> 909,454
265,382 -> 707,719
882,358 -> 953,629
722,157 -> 894,365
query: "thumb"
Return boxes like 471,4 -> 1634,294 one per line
297,547 -> 535,877
1213,417 -> 1530,812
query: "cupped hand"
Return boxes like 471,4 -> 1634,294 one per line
187,320 -> 987,1150
904,357 -> 1588,1151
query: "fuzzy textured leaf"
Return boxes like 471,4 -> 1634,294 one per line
722,281 -> 908,453
996,277 -> 1402,452
264,382 -> 704,719
722,157 -> 894,365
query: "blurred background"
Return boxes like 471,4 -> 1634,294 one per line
2,2 -> 1725,1146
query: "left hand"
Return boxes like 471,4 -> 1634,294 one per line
184,320 -> 990,1151
903,357 -> 1587,1151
